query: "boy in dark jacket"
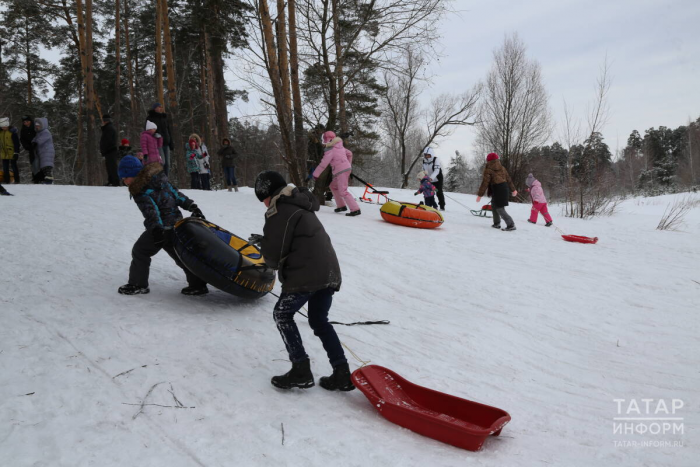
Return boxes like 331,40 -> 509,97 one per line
117,155 -> 208,296
251,171 -> 354,392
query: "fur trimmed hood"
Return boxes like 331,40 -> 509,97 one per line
129,163 -> 165,196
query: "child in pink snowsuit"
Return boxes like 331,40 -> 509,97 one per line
525,173 -> 553,226
312,131 -> 360,216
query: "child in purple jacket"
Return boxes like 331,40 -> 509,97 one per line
415,171 -> 438,208
525,173 -> 553,226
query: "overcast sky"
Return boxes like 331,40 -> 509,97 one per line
229,0 -> 700,165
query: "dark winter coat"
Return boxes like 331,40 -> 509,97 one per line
417,177 -> 436,197
218,145 -> 238,168
260,185 -> 342,293
118,145 -> 132,159
145,110 -> 174,150
0,127 -> 20,160
20,118 -> 36,152
32,118 -> 55,169
477,159 -> 516,207
129,163 -> 195,232
100,121 -> 118,155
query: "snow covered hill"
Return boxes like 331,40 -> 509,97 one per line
1,184 -> 698,467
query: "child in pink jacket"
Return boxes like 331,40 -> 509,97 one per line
525,173 -> 553,226
140,121 -> 163,166
312,131 -> 360,216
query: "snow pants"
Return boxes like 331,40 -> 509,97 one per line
529,201 -> 553,223
492,206 -> 514,228
273,288 -> 347,367
423,195 -> 437,209
433,176 -> 445,210
190,172 -> 201,190
200,173 -> 211,191
128,230 -> 206,289
2,158 -> 19,184
330,171 -> 359,212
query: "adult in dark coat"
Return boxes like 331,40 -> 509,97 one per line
252,170 -> 353,392
100,114 -> 120,186
19,116 -> 38,183
476,152 -> 518,231
117,157 -> 207,296
145,103 -> 174,176
217,138 -> 239,192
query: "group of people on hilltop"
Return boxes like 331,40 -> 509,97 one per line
1,115 -> 55,195
99,103 -> 240,192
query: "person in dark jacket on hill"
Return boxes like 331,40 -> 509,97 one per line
218,138 -> 238,192
100,114 -> 120,186
19,116 -> 38,183
145,103 -> 174,175
117,155 -> 208,296
250,170 -> 354,392
476,152 -> 518,231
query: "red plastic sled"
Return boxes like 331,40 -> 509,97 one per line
562,235 -> 598,244
352,365 -> 511,451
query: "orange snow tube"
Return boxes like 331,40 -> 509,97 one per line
380,200 -> 444,229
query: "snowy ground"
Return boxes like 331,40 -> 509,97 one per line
1,184 -> 698,467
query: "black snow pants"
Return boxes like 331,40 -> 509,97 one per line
128,230 -> 206,288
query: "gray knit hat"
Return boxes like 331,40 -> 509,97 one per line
526,173 -> 536,187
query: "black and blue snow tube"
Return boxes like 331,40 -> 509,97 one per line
173,217 -> 275,299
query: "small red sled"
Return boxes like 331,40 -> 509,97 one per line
562,235 -> 598,244
352,365 -> 511,452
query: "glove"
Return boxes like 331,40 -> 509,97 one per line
512,191 -> 518,197
476,196 -> 482,203
190,204 -> 205,219
154,133 -> 162,139
414,192 -> 419,196
248,234 -> 264,248
152,227 -> 174,248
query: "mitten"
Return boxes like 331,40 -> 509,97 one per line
190,204 -> 205,219
248,234 -> 264,248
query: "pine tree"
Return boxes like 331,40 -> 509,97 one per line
445,151 -> 470,193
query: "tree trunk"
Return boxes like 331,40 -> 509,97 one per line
115,0 -> 121,137
258,0 -> 300,185
161,0 -> 184,186
25,18 -> 32,105
331,0 -> 347,134
78,0 -> 98,185
204,31 -> 217,152
124,0 -> 137,141
155,0 -> 164,106
319,0 -> 337,131
288,0 -> 306,183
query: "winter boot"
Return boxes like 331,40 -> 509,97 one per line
527,219 -> 536,224
545,221 -> 553,227
271,359 -> 314,389
491,224 -> 501,229
233,186 -> 239,192
227,186 -> 233,192
118,284 -> 150,295
181,285 -> 209,296
503,225 -> 517,231
334,206 -> 348,213
319,363 -> 355,392
345,210 -> 361,217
